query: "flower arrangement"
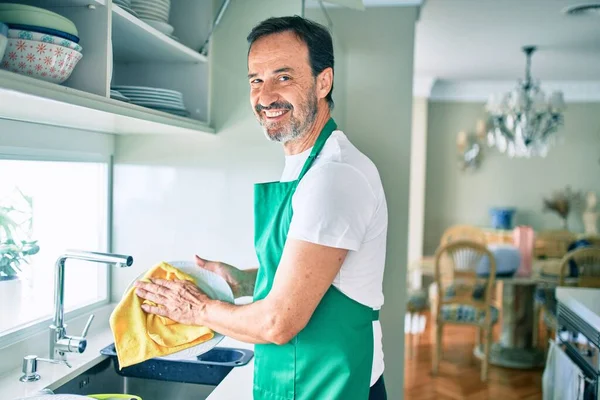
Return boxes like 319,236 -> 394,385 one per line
542,186 -> 582,230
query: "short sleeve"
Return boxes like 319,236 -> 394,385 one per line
287,162 -> 377,251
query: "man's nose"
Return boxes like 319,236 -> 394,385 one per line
257,82 -> 279,108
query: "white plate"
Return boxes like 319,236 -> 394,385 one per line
117,92 -> 183,102
133,3 -> 170,14
123,94 -> 183,104
131,100 -> 185,109
125,261 -> 234,360
133,8 -> 168,19
16,396 -> 94,400
132,0 -> 170,11
115,87 -> 182,95
111,85 -> 183,96
142,19 -> 174,35
116,4 -> 139,18
111,94 -> 131,102
131,101 -> 187,111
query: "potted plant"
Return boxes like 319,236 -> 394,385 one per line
0,189 -> 39,281
0,190 -> 39,319
0,239 -> 40,281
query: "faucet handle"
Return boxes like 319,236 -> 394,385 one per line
81,314 -> 94,338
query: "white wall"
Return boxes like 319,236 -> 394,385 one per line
408,97 -> 428,277
324,7 -> 418,399
111,0 -> 301,298
112,4 -> 417,400
423,101 -> 600,254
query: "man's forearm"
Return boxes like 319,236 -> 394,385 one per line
199,298 -> 275,344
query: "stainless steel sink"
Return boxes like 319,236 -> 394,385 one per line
52,357 -> 215,400
52,346 -> 253,400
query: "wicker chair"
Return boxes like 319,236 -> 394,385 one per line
432,240 -> 498,381
532,230 -> 577,347
431,225 -> 487,319
533,230 -> 577,259
579,234 -> 600,248
440,225 -> 487,246
541,247 -> 600,351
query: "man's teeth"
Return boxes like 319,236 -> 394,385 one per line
265,110 -> 286,117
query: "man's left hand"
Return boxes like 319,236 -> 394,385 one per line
134,279 -> 210,326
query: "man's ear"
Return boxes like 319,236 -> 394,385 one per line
316,67 -> 333,101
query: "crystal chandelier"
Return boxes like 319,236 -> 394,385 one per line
485,46 -> 566,158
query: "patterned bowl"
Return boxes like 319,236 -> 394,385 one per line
0,38 -> 82,84
8,28 -> 82,52
0,22 -> 7,60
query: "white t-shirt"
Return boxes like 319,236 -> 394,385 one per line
280,129 -> 388,386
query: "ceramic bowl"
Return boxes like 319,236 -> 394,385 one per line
0,38 -> 82,84
0,3 -> 78,36
8,28 -> 82,52
6,23 -> 79,43
0,22 -> 7,61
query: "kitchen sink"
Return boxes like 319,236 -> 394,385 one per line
51,345 -> 253,400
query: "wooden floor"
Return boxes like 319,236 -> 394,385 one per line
404,313 -> 544,400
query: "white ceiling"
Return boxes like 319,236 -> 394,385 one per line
414,0 -> 600,81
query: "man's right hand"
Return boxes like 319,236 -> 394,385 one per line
195,255 -> 257,298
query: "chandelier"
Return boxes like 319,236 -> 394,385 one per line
485,46 -> 566,158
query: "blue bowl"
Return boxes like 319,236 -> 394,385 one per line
490,207 -> 516,230
6,23 -> 79,43
477,244 -> 521,277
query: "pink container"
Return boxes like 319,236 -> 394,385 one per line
513,225 -> 535,277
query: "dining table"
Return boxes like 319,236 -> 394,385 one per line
412,256 -> 567,369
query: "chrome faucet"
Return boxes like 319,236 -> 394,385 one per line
49,250 -> 133,362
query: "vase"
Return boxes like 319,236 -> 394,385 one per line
490,207 -> 517,230
0,276 -> 23,329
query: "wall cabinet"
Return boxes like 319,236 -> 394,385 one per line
0,0 -> 216,134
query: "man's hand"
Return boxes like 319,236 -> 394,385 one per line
134,278 -> 211,326
195,255 -> 257,298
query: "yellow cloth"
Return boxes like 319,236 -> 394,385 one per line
109,262 -> 214,368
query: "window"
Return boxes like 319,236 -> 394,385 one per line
0,159 -> 109,335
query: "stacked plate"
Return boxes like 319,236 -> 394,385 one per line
111,85 -> 190,117
131,0 -> 175,37
110,89 -> 130,102
114,0 -> 138,17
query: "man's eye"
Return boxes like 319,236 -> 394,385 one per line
251,79 -> 262,84
279,76 -> 290,81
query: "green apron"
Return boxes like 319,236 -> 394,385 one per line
253,118 -> 379,400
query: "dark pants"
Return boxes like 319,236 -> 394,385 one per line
369,375 -> 387,400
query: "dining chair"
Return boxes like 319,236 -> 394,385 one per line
431,225 -> 488,319
431,240 -> 498,381
579,234 -> 600,248
534,230 -> 577,259
533,230 -> 577,346
440,224 -> 487,246
541,247 -> 600,352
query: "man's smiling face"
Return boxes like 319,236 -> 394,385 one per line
248,31 -> 318,143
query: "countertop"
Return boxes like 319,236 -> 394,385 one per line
556,287 -> 600,332
0,307 -> 254,400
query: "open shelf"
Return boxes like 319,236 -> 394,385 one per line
0,70 -> 214,135
111,4 -> 207,64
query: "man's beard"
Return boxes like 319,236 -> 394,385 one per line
255,92 -> 318,144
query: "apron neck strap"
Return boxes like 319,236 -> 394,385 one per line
297,118 -> 337,181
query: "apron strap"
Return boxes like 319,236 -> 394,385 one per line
297,118 -> 338,181
372,309 -> 380,321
